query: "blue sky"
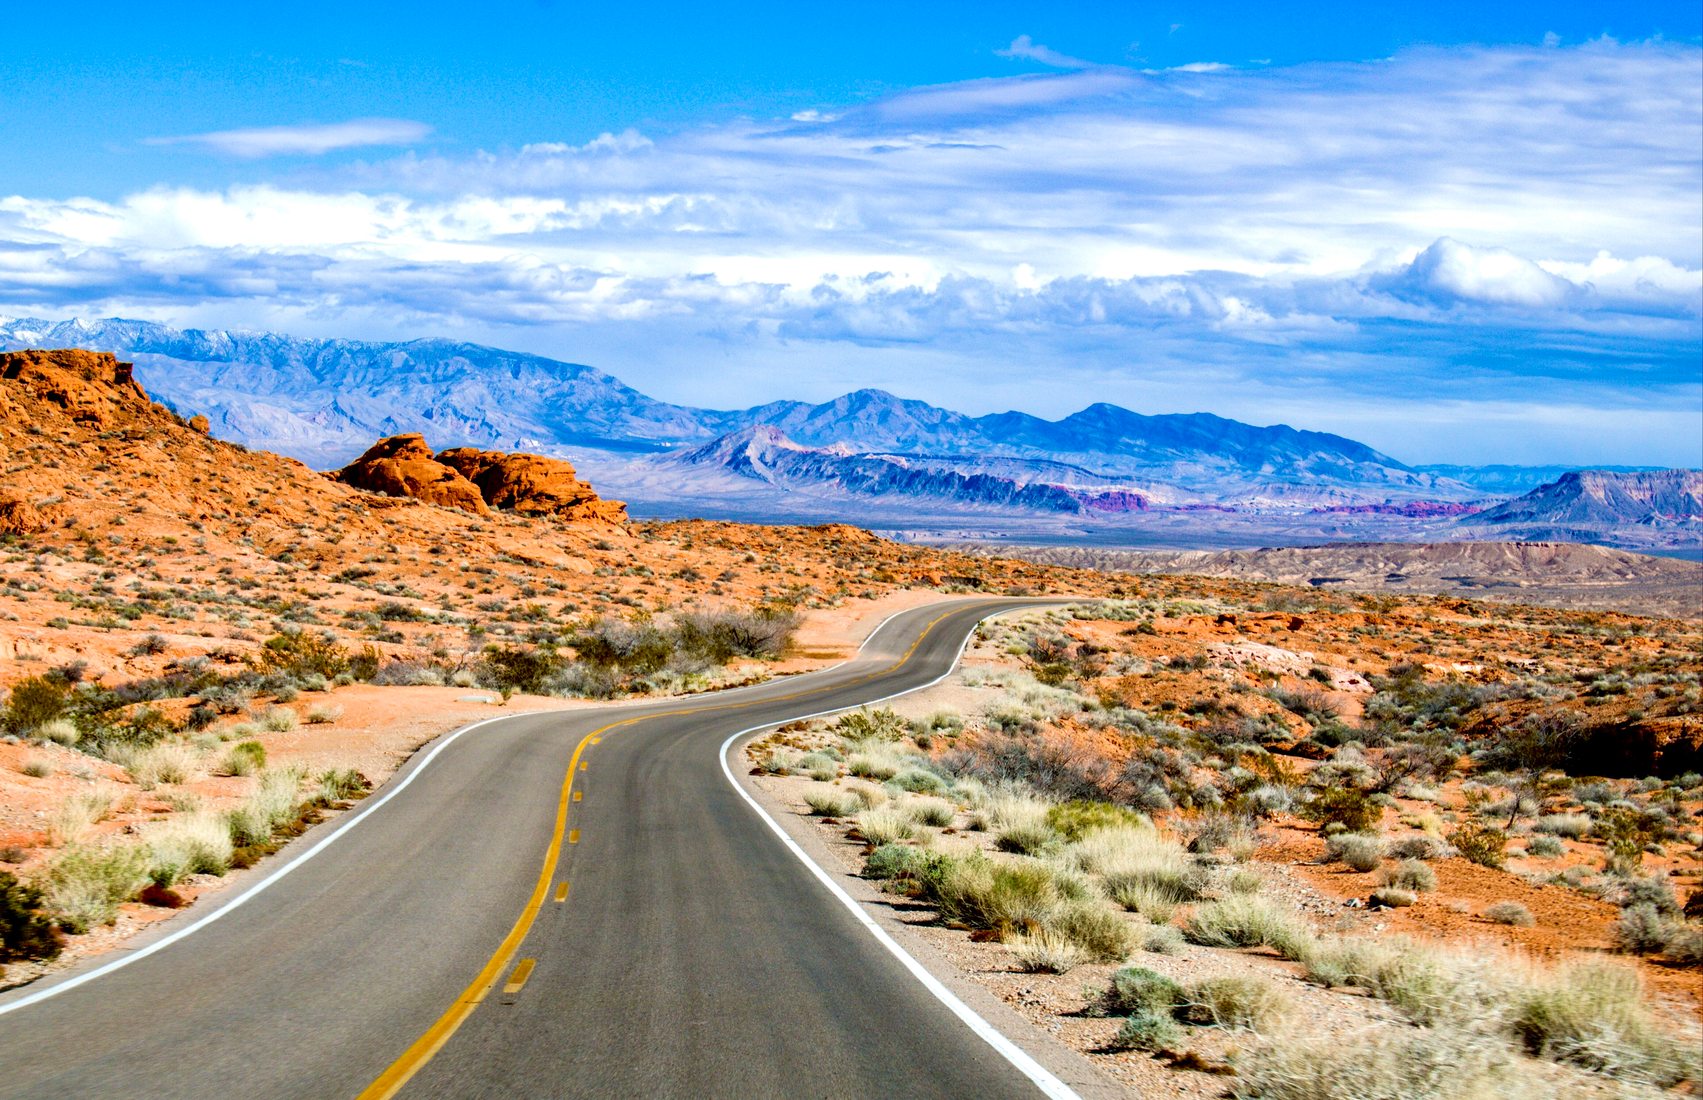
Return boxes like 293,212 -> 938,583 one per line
1,2 -> 1699,465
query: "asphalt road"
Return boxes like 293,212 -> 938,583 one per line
0,598 -> 1072,1099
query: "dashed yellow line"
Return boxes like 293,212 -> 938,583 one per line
357,602 -> 985,1099
554,882 -> 569,903
572,790 -> 582,802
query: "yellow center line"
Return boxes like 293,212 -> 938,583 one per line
572,790 -> 582,802
356,602 -> 989,1099
554,882 -> 569,903
501,959 -> 536,996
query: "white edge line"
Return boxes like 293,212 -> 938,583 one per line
718,604 -> 1080,1100
0,598 -> 951,1017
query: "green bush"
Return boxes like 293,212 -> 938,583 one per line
1325,832 -> 1384,872
477,644 -> 562,694
1179,974 -> 1292,1031
1,675 -> 70,735
1095,965 -> 1183,1017
1112,1010 -> 1184,1052
1045,800 -> 1147,841
40,845 -> 151,933
1,871 -> 63,962
253,630 -> 351,680
1300,784 -> 1380,832
1449,823 -> 1507,869
1185,895 -> 1312,957
836,708 -> 908,742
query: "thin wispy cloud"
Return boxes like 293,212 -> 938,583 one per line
995,34 -> 1093,69
145,118 -> 432,158
2,41 -> 1698,462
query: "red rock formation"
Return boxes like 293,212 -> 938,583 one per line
333,435 -> 627,523
0,349 -> 158,429
0,493 -> 46,535
334,435 -> 490,514
436,448 -> 628,524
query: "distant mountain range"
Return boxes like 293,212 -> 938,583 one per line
1,316 -> 1695,551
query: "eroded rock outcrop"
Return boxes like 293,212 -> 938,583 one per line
437,448 -> 628,524
0,349 -> 158,429
333,435 -> 490,514
334,435 -> 627,523
0,493 -> 47,535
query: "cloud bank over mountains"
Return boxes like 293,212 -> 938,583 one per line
0,40 -> 1696,463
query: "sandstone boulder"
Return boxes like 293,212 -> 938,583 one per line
0,493 -> 46,535
334,434 -> 490,514
436,448 -> 628,524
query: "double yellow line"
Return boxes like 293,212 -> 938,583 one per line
357,603 -> 976,1098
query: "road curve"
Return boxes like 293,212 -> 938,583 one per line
0,598 -> 1069,1099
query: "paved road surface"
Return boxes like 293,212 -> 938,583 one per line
0,599 -> 1069,1099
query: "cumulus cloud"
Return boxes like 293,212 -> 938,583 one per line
2,41 -> 1699,461
145,118 -> 432,157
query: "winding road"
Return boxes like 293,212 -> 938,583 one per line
0,598 -> 1091,1099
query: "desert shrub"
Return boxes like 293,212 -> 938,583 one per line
39,844 -> 151,933
934,855 -> 1063,933
253,630 -> 350,680
1665,925 -> 1703,966
803,785 -> 862,817
1612,903 -> 1671,954
1185,896 -> 1311,957
0,871 -> 63,962
1620,875 -> 1679,916
314,768 -> 368,804
1510,959 -> 1699,1085
50,790 -> 114,846
222,739 -> 267,776
1227,869 -> 1264,894
1,675 -> 70,736
1299,784 -> 1380,832
1379,859 -> 1437,892
304,703 -> 343,725
1094,965 -> 1183,1017
1050,899 -> 1135,962
902,796 -> 956,827
1179,974 -> 1292,1031
1045,800 -> 1147,841
846,747 -> 900,781
224,766 -> 306,848
1232,1026 -> 1536,1100
1324,832 -> 1384,872
36,718 -> 79,746
1525,835 -> 1565,858
1449,822 -> 1507,869
1111,1010 -> 1184,1052
477,644 -> 561,694
1535,813 -> 1591,838
126,741 -> 202,788
994,820 -> 1060,855
371,660 -> 447,687
257,706 -> 297,733
672,607 -> 798,662
836,707 -> 908,742
1484,901 -> 1534,927
888,766 -> 948,795
862,844 -> 953,894
21,758 -> 52,778
1142,923 -> 1186,954
145,812 -> 234,884
1386,834 -> 1451,861
854,807 -> 915,846
1005,929 -> 1088,973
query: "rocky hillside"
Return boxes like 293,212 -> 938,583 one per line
1469,469 -> 1702,532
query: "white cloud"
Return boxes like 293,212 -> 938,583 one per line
995,34 -> 1093,70
146,118 -> 432,158
2,41 -> 1699,462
